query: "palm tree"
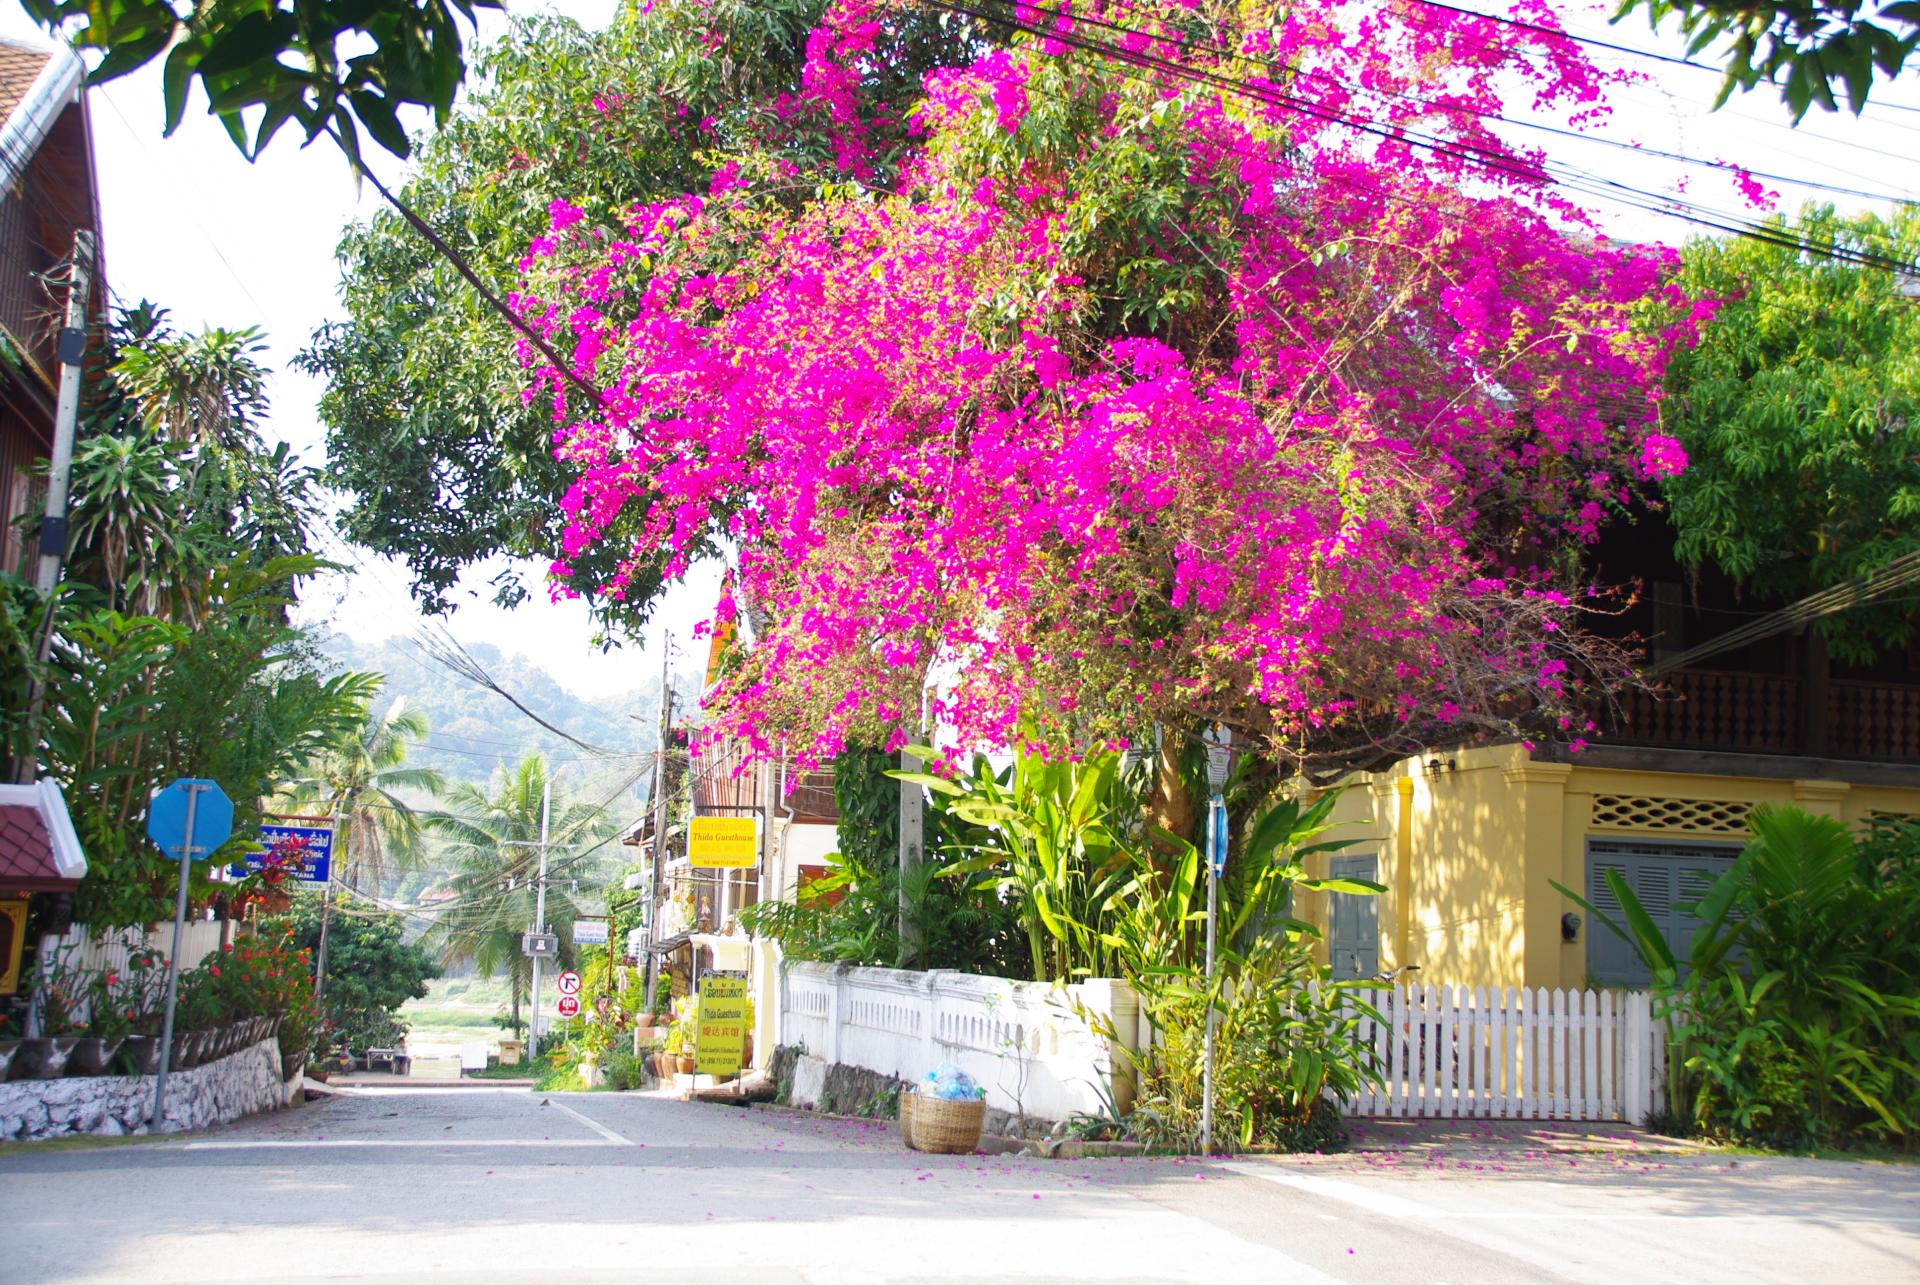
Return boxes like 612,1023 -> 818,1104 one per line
290,691 -> 443,896
426,755 -> 622,1038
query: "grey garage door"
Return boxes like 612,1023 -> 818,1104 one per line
1585,839 -> 1741,987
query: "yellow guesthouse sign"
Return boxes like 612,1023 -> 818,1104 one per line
688,816 -> 756,869
694,975 -> 749,1075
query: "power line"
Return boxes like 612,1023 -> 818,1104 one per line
920,0 -> 1920,275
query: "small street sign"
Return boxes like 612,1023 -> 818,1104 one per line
557,995 -> 581,1018
557,970 -> 582,996
521,932 -> 559,958
689,816 -> 757,869
572,919 -> 609,946
1206,797 -> 1229,875
234,821 -> 333,885
695,975 -> 749,1075
147,778 -> 234,862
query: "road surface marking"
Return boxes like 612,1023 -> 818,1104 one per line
544,1098 -> 635,1146
171,1138 -> 621,1150
1217,1162 -> 1438,1217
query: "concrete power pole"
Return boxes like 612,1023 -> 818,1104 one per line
10,230 -> 94,786
33,228 -> 94,600
528,776 -> 552,1057
643,632 -> 671,1015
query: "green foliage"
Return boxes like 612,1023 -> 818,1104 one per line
1557,805 -> 1920,1150
1658,204 -> 1920,661
297,0 -> 976,630
284,691 -> 443,896
269,895 -> 441,1054
907,740 -> 1144,983
22,0 -> 497,164
1612,0 -> 1919,119
425,755 -> 632,1025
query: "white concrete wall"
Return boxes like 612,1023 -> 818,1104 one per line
0,1038 -> 287,1141
778,960 -> 1137,1122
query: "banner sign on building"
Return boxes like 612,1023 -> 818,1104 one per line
688,816 -> 756,869
694,975 -> 749,1074
235,821 -> 333,885
573,918 -> 610,946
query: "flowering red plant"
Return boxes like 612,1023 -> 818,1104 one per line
521,0 -> 1716,771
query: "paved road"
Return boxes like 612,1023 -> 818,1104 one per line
2,1086 -> 1917,1283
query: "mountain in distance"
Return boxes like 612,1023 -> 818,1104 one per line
314,631 -> 667,790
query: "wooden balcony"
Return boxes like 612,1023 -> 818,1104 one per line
1607,668 -> 1920,762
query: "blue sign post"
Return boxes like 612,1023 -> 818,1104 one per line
145,778 -> 234,1131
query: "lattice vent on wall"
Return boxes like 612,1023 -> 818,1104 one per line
1589,795 -> 1753,834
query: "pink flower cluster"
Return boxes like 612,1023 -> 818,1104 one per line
517,0 -> 1706,767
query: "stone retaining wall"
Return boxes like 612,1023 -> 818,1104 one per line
0,1038 -> 288,1142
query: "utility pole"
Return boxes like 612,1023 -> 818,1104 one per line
528,775 -> 552,1058
313,801 -> 344,1007
897,746 -> 924,966
33,229 -> 94,600
10,230 -> 94,786
643,631 -> 672,1015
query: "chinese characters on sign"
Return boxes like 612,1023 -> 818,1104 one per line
694,975 -> 749,1075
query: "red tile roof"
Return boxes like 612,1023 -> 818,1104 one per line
0,781 -> 86,893
0,38 -> 54,131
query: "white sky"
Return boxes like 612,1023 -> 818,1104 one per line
0,1 -> 1914,703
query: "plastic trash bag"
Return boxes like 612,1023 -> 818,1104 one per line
923,1062 -> 984,1101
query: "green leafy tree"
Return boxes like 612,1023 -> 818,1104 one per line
426,755 -> 622,1033
20,0 -> 498,165
1614,0 -> 1920,119
1657,204 -> 1920,662
296,0 -> 976,630
269,895 -> 441,1052
287,693 -> 443,896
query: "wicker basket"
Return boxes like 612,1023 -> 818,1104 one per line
905,1092 -> 985,1154
899,1088 -> 918,1149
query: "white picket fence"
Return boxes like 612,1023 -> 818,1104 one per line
46,919 -> 226,976
1345,983 -> 1665,1123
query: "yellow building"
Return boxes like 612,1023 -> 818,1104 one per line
1301,739 -> 1920,992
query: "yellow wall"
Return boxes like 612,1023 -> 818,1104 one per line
1307,744 -> 1920,991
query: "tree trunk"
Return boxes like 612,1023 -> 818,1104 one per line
1147,735 -> 1198,852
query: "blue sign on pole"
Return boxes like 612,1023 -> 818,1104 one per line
233,823 -> 334,885
1207,796 -> 1229,875
146,778 -> 235,862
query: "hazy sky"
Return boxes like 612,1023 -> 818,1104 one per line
2,1 -> 1915,706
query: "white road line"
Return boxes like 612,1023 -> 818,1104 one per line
1216,1162 -> 1439,1218
171,1139 -> 620,1150
543,1098 -> 635,1146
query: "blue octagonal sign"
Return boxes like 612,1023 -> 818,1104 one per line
146,778 -> 235,862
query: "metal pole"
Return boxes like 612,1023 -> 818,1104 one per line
1202,792 -> 1220,1156
151,783 -> 202,1131
643,632 -> 671,1015
529,776 -> 552,1058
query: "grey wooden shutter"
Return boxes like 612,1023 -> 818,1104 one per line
1328,853 -> 1379,980
1585,840 -> 1741,987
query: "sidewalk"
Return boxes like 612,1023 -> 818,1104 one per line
1344,1116 -> 1701,1155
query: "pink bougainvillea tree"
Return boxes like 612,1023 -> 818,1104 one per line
515,0 -> 1710,774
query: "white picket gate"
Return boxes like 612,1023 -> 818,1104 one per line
1343,983 -> 1665,1124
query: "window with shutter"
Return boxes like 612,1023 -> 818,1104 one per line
1584,839 -> 1741,987
1327,853 -> 1379,980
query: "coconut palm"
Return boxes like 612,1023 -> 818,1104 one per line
426,755 -> 623,1037
289,690 -> 443,896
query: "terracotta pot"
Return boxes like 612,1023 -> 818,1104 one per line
11,1037 -> 64,1080
123,1035 -> 165,1075
677,1054 -> 695,1075
68,1037 -> 123,1077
